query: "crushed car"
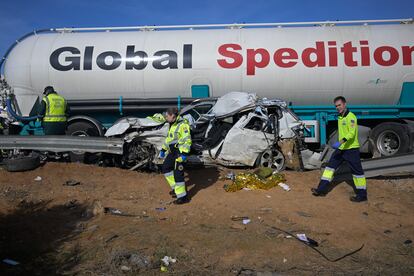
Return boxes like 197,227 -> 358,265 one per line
104,92 -> 321,172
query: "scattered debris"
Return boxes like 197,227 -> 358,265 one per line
120,265 -> 131,271
265,195 -> 271,198
161,256 -> 177,266
231,216 -> 249,221
384,230 -> 392,234
34,176 -> 42,181
254,167 -> 273,179
224,172 -> 285,192
231,223 -> 246,230
106,234 -> 119,243
84,200 -> 104,218
283,258 -> 287,263
160,265 -> 168,272
104,207 -> 123,215
226,171 -> 235,180
3,258 -> 19,266
242,219 -> 251,225
278,183 -> 291,191
64,180 -> 80,186
404,239 -> 412,245
155,207 -> 166,211
64,199 -> 78,209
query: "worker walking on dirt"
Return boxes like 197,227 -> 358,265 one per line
311,96 -> 367,202
38,86 -> 69,135
159,107 -> 192,205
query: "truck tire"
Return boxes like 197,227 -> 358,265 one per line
4,153 -> 40,172
66,121 -> 101,163
370,122 -> 410,156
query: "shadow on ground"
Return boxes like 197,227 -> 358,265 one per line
0,200 -> 88,275
186,167 -> 220,198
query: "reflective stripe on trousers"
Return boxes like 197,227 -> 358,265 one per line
321,167 -> 335,182
352,174 -> 367,189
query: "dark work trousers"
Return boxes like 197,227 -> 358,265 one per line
317,148 -> 367,198
43,122 -> 67,135
161,146 -> 187,198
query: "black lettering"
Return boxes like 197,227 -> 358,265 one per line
96,51 -> 122,70
125,46 -> 148,70
50,47 -> 81,71
153,50 -> 178,69
83,46 -> 94,70
183,44 -> 192,68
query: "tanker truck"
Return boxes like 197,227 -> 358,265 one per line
1,18 -> 414,159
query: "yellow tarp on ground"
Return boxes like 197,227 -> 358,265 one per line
224,172 -> 285,192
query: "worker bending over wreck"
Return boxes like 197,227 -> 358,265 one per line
38,86 -> 69,135
159,107 -> 192,205
312,96 -> 367,202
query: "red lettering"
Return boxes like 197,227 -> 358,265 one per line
274,48 -> 298,68
302,41 -> 326,67
360,41 -> 370,66
341,42 -> 358,67
374,46 -> 399,66
217,44 -> 243,69
402,46 -> 414,65
246,48 -> 270,75
328,41 -> 338,67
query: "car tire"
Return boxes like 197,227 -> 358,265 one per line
4,153 -> 41,172
256,149 -> 286,172
370,122 -> 410,156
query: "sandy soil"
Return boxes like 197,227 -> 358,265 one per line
0,162 -> 413,275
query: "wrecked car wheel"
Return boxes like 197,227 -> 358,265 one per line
257,149 -> 285,172
4,152 -> 41,172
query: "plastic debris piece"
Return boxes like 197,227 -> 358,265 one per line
64,180 -> 80,186
278,183 -> 291,191
285,235 -> 293,239
3,259 -> 19,266
104,207 -> 122,215
242,219 -> 251,225
296,233 -> 309,242
155,207 -> 166,211
160,265 -> 168,272
404,239 -> 412,245
231,216 -> 249,221
120,265 -> 131,271
34,176 -> 42,181
226,172 -> 235,180
161,256 -> 176,266
266,195 -> 271,198
283,258 -> 287,263
224,172 -> 285,192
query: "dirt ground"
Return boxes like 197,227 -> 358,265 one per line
0,162 -> 413,275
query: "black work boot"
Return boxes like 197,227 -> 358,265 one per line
169,190 -> 177,198
173,195 -> 190,205
350,195 -> 367,202
311,188 -> 327,197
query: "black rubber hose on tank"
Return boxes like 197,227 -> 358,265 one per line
6,98 -> 38,122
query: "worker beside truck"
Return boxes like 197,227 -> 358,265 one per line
38,86 -> 69,135
312,96 -> 368,202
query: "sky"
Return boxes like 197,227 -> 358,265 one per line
0,0 -> 413,59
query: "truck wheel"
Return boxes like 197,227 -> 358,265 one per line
257,149 -> 285,172
4,153 -> 40,172
66,121 -> 101,163
370,123 -> 410,156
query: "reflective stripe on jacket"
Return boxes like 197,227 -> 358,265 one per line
338,110 -> 359,150
162,116 -> 192,154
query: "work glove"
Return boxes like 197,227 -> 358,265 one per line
332,141 -> 341,149
158,150 -> 166,159
176,154 -> 187,163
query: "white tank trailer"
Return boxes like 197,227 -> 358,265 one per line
1,19 -> 414,156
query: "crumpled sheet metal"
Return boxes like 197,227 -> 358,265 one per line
224,172 -> 285,192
